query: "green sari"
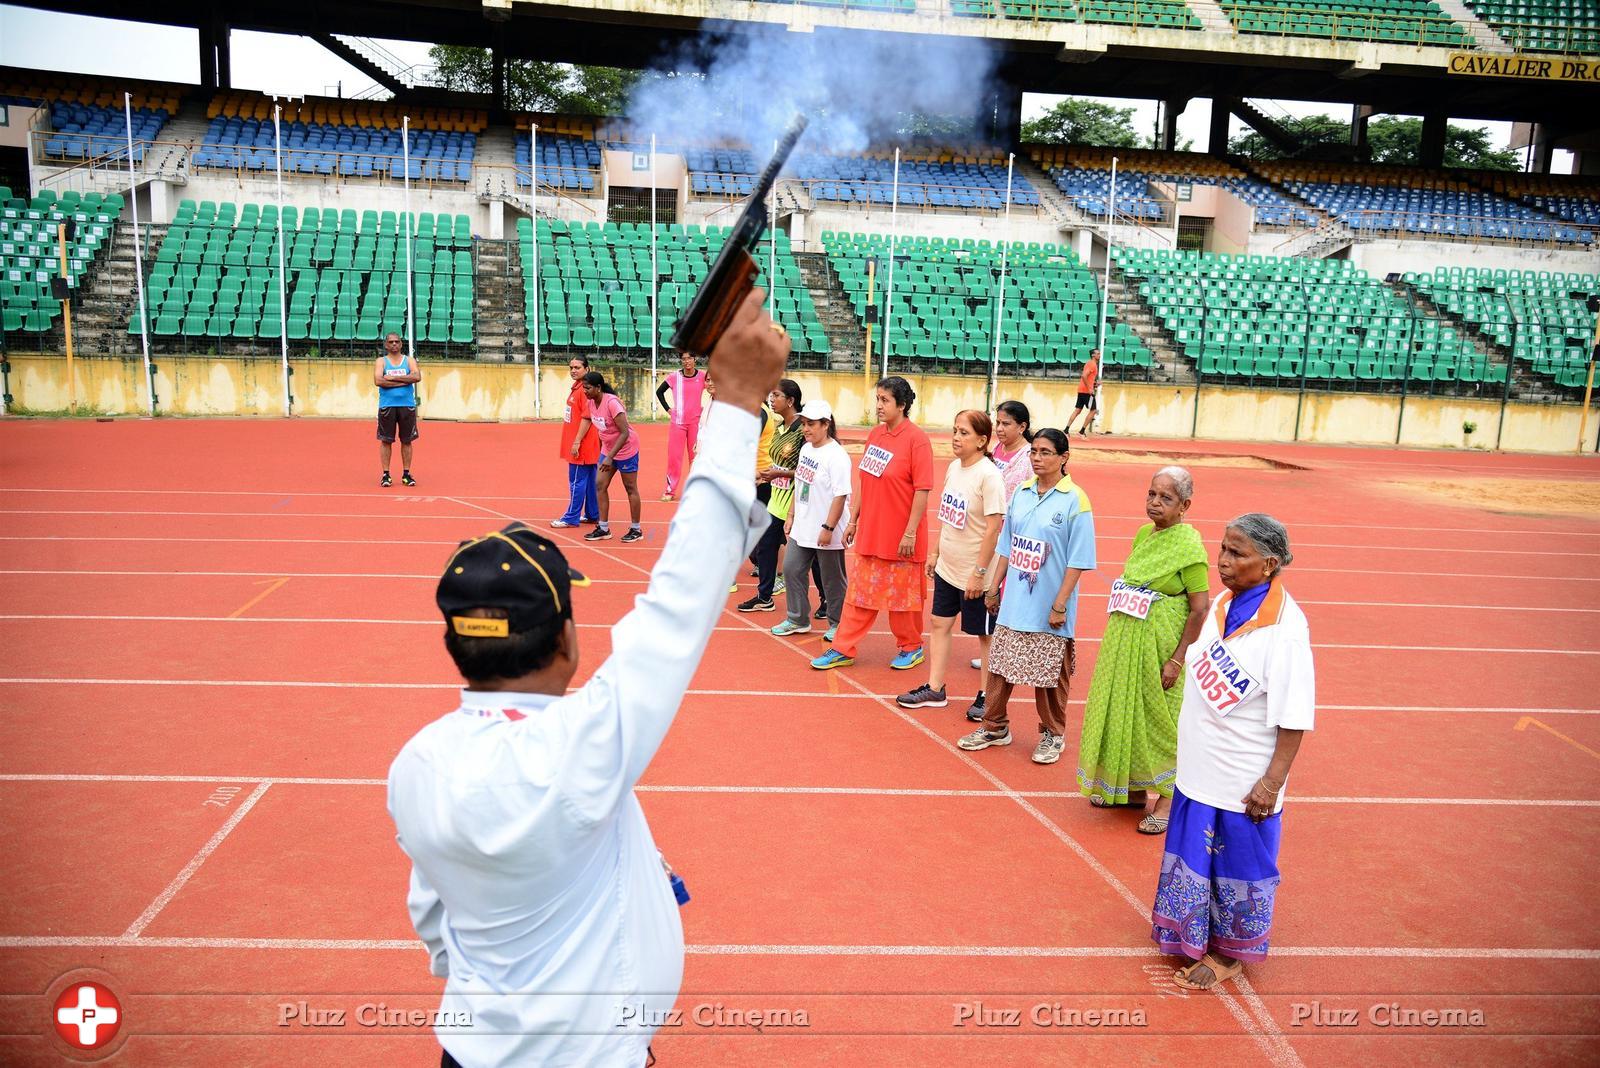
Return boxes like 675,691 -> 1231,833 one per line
1076,522 -> 1208,804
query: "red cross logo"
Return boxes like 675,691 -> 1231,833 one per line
54,981 -> 121,1050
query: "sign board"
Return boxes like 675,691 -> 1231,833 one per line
1446,53 -> 1600,82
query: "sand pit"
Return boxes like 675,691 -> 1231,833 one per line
1376,477 -> 1600,518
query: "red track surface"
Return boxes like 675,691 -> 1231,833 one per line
1,417 -> 1597,1066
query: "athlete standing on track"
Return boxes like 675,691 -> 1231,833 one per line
655,351 -> 708,502
552,356 -> 600,529
387,288 -> 790,1068
375,332 -> 421,487
582,371 -> 644,544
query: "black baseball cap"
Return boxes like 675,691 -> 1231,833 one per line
436,522 -> 590,638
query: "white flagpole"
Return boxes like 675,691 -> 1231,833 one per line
272,103 -> 290,416
989,152 -> 1015,410
124,92 -> 155,417
1098,155 -> 1117,353
769,139 -> 777,309
402,115 -> 415,360
650,133 -> 659,411
1096,155 -> 1118,424
530,123 -> 541,417
882,146 -> 900,380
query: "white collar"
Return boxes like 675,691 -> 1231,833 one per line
457,689 -> 560,714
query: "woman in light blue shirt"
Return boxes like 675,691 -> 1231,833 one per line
962,429 -> 1097,765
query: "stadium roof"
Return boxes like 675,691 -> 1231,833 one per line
11,0 -> 1598,130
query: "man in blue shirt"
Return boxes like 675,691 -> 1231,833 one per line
374,332 -> 421,487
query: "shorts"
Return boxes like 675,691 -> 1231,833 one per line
1074,391 -> 1097,411
602,452 -> 640,474
931,572 -> 995,637
377,406 -> 418,443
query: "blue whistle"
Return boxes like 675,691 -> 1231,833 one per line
670,872 -> 690,906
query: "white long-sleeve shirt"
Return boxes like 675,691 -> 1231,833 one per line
387,405 -> 766,1068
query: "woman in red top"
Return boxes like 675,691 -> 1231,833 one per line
811,376 -> 935,672
552,355 -> 601,528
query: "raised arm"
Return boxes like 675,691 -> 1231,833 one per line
557,292 -> 788,823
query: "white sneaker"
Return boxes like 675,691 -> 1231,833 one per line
1032,730 -> 1065,765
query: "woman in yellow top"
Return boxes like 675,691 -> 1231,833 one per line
1076,466 -> 1210,833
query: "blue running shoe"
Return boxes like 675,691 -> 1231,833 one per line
890,647 -> 925,670
810,649 -> 855,670
823,625 -> 837,643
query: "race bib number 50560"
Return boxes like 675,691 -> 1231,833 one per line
1190,637 -> 1261,716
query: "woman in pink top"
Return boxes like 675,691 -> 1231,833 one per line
581,371 -> 644,543
654,351 -> 707,501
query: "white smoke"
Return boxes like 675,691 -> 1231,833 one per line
625,28 -> 1004,156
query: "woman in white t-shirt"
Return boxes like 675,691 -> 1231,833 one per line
1149,513 -> 1314,992
896,410 -> 1006,711
773,399 -> 851,643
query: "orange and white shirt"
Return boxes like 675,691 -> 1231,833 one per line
1176,582 -> 1316,814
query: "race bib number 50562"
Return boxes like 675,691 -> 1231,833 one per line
1190,637 -> 1261,716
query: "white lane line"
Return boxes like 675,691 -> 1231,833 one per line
2,678 -> 1595,716
3,509 -> 1596,555
0,569 -> 639,583
3,774 -> 1596,806
4,487 -> 1597,537
4,615 -> 1593,655
121,782 -> 271,939
1,935 -> 1593,959
6,537 -> 1599,583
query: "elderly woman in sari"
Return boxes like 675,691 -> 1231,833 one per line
1150,514 -> 1314,990
1077,466 -> 1210,833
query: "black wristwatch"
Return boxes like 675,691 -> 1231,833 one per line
821,523 -> 834,532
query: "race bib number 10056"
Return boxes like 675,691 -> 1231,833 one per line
1191,637 -> 1261,716
1106,578 -> 1156,620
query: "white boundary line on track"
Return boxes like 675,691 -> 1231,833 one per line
2,487 -> 1596,538
2,508 -> 1596,556
1,615 -> 1592,654
3,774 -> 1596,807
7,536 -> 1600,583
2,678 -> 1596,716
121,781 -> 271,938
0,935 -> 1594,959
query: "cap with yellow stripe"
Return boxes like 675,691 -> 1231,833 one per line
436,522 -> 590,638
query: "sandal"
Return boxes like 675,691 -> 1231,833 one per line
1089,796 -> 1111,808
1137,814 -> 1169,835
1173,953 -> 1243,990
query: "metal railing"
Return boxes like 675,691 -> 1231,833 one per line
1327,210 -> 1598,248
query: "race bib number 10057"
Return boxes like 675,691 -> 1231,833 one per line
1191,637 -> 1261,716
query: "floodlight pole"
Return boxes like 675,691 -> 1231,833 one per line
882,148 -> 900,380
125,92 -> 155,416
1578,294 -> 1600,453
987,152 -> 1014,413
273,103 -> 291,415
650,133 -> 658,412
402,115 -> 415,361
530,122 -> 541,417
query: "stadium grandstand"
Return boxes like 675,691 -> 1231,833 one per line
0,0 -> 1594,448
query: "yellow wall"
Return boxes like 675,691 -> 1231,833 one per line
6,354 -> 1596,454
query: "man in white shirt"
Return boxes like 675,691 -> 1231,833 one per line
387,291 -> 790,1068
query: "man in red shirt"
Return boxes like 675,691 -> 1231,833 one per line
812,376 -> 935,671
1066,349 -> 1100,437
552,356 -> 601,528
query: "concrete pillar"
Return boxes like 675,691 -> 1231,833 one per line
149,180 -> 173,224
1073,227 -> 1094,265
492,49 -> 505,113
1419,111 -> 1446,169
197,21 -> 218,90
1209,98 -> 1232,155
1350,104 -> 1372,159
1163,98 -> 1188,152
487,199 -> 504,241
990,84 -> 1023,147
216,22 -> 232,90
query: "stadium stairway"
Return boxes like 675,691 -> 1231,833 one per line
1182,0 -> 1236,33
793,250 -> 869,369
1016,157 -> 1082,231
151,102 -> 216,179
1389,275 -> 1562,402
1428,0 -> 1514,50
472,238 -> 531,363
1106,266 -> 1192,384
475,126 -> 519,198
